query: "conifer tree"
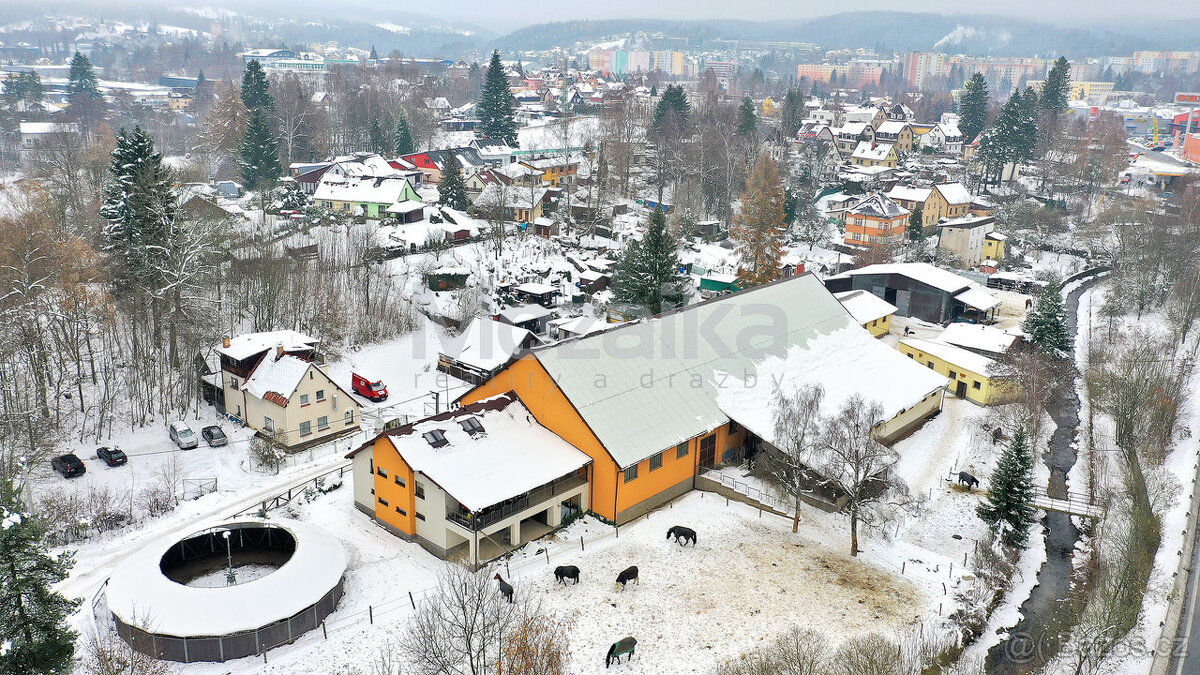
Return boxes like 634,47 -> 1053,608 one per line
477,50 -> 517,146
737,95 -> 757,136
652,84 -> 690,132
368,117 -> 389,155
732,153 -> 785,286
394,111 -> 415,155
438,152 -> 470,212
66,51 -> 100,100
976,428 -> 1037,548
240,59 -> 273,111
908,208 -> 925,242
1023,276 -> 1072,355
612,207 -> 682,314
1039,56 -> 1072,116
369,45 -> 379,62
240,107 -> 282,192
100,126 -> 177,292
0,480 -> 79,674
977,90 -> 1031,185
959,72 -> 989,144
198,84 -> 248,158
782,85 -> 804,138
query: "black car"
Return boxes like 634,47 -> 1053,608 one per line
95,446 -> 128,467
51,454 -> 86,478
201,426 -> 228,447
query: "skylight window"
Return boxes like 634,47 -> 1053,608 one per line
422,429 -> 448,447
459,417 -> 485,436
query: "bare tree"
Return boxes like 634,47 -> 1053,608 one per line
814,396 -> 906,557
832,633 -> 905,675
82,625 -> 171,675
768,382 -> 825,533
496,613 -> 573,675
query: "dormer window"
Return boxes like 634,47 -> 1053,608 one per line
422,430 -> 448,447
459,417 -> 485,437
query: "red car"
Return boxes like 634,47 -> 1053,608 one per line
352,373 -> 388,401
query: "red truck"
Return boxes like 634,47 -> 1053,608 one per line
352,373 -> 388,401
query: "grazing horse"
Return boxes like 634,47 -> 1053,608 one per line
554,565 -> 580,585
957,471 -> 980,490
666,525 -> 697,546
605,636 -> 637,668
615,565 -> 639,589
493,573 -> 513,603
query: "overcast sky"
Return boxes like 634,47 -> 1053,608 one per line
420,0 -> 1200,31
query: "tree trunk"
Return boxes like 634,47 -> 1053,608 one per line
792,496 -> 801,533
850,504 -> 859,557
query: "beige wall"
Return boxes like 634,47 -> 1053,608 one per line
225,362 -> 359,447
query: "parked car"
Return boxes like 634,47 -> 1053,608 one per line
201,426 -> 228,447
51,453 -> 86,478
169,421 -> 199,449
352,373 -> 388,401
95,446 -> 127,467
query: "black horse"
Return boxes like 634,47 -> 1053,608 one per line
554,565 -> 580,585
493,573 -> 513,603
667,525 -> 697,546
615,565 -> 639,589
957,471 -> 980,490
605,636 -> 637,667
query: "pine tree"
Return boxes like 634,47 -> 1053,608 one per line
959,72 -> 989,144
1023,276 -> 1072,355
239,107 -> 282,192
101,126 -> 177,292
737,95 -> 757,136
733,153 -> 786,287
394,112 -> 415,155
66,51 -> 100,100
369,45 -> 379,62
782,85 -> 804,138
0,480 -> 79,674
650,85 -> 657,97
198,84 -> 248,157
652,84 -> 690,133
977,90 -> 1029,185
477,50 -> 517,146
438,152 -> 470,212
1016,86 -> 1041,161
1040,56 -> 1072,115
241,59 -> 273,111
368,117 -> 389,155
976,428 -> 1037,548
908,208 -> 925,241
612,207 -> 682,314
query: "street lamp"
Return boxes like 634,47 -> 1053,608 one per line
223,530 -> 236,585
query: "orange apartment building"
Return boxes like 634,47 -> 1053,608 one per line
842,193 -> 909,246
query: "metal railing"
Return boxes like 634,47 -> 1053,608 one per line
697,466 -> 792,515
446,473 -> 587,531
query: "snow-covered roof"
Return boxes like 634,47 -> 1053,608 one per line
851,141 -> 894,162
18,122 -> 78,135
106,519 -> 346,637
441,318 -> 535,371
836,121 -> 872,136
840,263 -> 974,294
954,287 -> 1002,312
847,193 -> 908,219
328,153 -> 402,178
372,394 -> 592,511
834,290 -> 898,325
875,121 -> 910,135
550,315 -> 610,338
900,337 -> 997,377
986,232 -> 1007,241
386,200 -> 425,214
937,323 -> 1017,355
313,175 -> 414,205
498,304 -> 554,324
884,185 -> 933,203
516,282 -> 556,295
243,353 -> 312,403
935,182 -> 972,205
937,215 -> 994,230
524,274 -> 942,469
215,330 -> 317,360
716,325 -> 949,447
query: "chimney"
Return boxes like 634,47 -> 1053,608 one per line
276,342 -> 285,359
223,337 -> 231,349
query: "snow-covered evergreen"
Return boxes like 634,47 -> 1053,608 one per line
976,428 -> 1037,548
1023,276 -> 1072,355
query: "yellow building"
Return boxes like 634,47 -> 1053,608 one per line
850,141 -> 898,168
1027,79 -> 1115,103
983,232 -> 1007,262
762,97 -> 778,117
898,337 -> 1015,405
834,290 -> 896,337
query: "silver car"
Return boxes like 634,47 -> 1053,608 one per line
169,421 -> 199,450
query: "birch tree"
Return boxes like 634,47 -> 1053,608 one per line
769,382 -> 825,533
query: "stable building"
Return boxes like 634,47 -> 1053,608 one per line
834,290 -> 898,337
898,337 -> 1015,406
825,262 -> 1002,324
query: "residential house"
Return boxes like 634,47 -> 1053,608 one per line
528,156 -> 580,187
824,262 -> 1002,324
796,121 -> 836,143
884,182 -> 972,233
437,318 -> 541,384
216,331 -> 361,448
474,183 -> 547,223
936,215 -> 998,269
513,282 -> 559,308
547,315 -> 610,340
833,122 -> 875,153
983,232 -> 1007,265
470,138 -> 517,166
834,290 -> 897,337
886,102 -> 916,122
842,193 -> 908,246
497,161 -> 546,187
465,168 -> 510,195
497,304 -> 555,334
898,337 -> 1015,405
346,393 -> 592,565
399,148 -> 487,184
459,274 -> 948,524
312,175 -> 421,220
873,121 -> 915,153
850,141 -> 898,168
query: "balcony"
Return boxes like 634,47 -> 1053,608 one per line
446,471 -> 587,532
